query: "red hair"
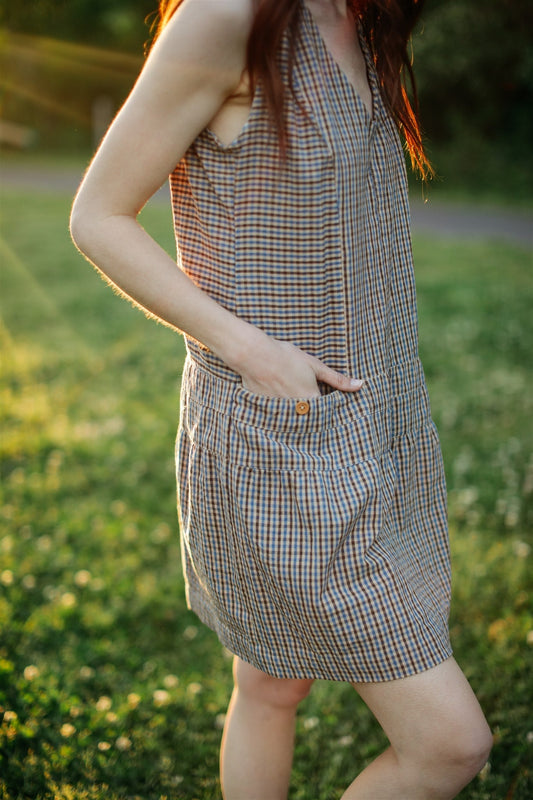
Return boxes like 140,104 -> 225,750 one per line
153,0 -> 432,178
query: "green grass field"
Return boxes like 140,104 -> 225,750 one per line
1,185 -> 532,799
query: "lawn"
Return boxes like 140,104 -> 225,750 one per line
1,184 -> 532,799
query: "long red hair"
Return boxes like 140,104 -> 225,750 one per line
152,0 -> 431,177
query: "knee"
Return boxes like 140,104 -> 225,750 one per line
418,718 -> 493,795
445,719 -> 493,782
233,657 -> 314,710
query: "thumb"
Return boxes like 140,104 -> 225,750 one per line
313,361 -> 363,392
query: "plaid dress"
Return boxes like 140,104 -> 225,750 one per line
171,1 -> 452,682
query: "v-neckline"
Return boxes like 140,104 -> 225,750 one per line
300,0 -> 376,125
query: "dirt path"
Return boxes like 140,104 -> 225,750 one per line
409,199 -> 532,249
1,161 -> 532,249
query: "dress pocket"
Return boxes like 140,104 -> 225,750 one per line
229,382 -> 383,472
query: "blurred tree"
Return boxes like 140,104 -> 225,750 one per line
0,0 -> 157,52
2,0 -> 531,141
1,0 -> 532,191
414,0 -> 533,148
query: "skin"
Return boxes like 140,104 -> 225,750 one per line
71,0 -> 492,796
223,656 -> 492,800
304,0 -> 373,114
70,0 -> 364,399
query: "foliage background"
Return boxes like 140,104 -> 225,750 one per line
1,0 -> 532,798
1,0 -> 533,196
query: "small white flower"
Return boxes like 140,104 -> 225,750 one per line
37,535 -> 52,552
105,712 -> 118,723
127,692 -> 141,709
98,741 -> 111,752
0,570 -> 14,586
95,696 -> 112,712
153,689 -> 170,707
3,710 -> 18,723
74,569 -> 92,587
43,585 -> 59,602
512,540 -> 531,558
214,713 -> 226,730
302,716 -> 319,730
115,735 -> 132,751
60,723 -> 76,737
183,625 -> 198,641
505,510 -> 520,529
22,574 -> 36,590
163,674 -> 179,689
23,665 -> 40,681
187,682 -> 202,697
60,592 -> 76,609
338,734 -> 353,747
79,666 -> 95,679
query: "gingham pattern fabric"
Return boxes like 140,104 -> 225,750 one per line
171,0 -> 452,682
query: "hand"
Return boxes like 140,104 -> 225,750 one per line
229,329 -> 363,399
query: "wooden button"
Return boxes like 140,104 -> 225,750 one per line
295,400 -> 310,415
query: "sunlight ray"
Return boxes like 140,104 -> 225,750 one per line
5,39 -> 141,84
0,76 -> 88,123
0,315 -> 15,350
0,317 -> 34,384
0,234 -> 90,353
4,31 -> 143,72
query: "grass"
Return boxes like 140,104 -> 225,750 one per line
0,184 -> 532,799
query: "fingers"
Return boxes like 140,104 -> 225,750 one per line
313,361 -> 363,392
239,337 -> 363,397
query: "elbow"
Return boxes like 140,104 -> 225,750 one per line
69,193 -> 110,260
69,197 -> 95,256
70,193 -> 135,258
70,191 -> 111,261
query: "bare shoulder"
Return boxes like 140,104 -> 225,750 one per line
159,0 -> 255,52
190,0 -> 256,30
70,0 -> 257,222
147,0 -> 255,93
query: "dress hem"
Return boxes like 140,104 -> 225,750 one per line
187,586 -> 453,684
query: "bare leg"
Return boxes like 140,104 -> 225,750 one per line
220,656 -> 314,800
341,657 -> 492,800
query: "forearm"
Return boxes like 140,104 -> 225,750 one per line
70,212 -> 261,369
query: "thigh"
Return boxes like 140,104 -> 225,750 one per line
352,657 -> 491,759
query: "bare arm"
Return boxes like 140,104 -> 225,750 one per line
70,0 -> 361,396
70,0 -> 257,364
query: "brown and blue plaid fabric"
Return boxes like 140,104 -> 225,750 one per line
171,0 -> 452,682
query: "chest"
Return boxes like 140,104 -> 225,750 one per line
303,1 -> 372,117
208,1 -> 373,147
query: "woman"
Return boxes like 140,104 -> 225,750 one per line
70,0 -> 492,797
